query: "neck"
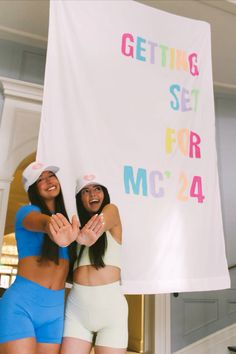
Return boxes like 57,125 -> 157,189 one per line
45,199 -> 55,213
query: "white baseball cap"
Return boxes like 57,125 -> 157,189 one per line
22,161 -> 59,192
75,174 -> 104,195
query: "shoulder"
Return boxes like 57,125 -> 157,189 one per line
15,204 -> 41,227
102,203 -> 122,240
16,204 -> 41,216
102,203 -> 121,220
102,203 -> 119,213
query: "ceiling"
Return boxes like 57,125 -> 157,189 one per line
0,0 -> 236,92
0,0 -> 49,48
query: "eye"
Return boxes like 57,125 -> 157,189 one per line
81,188 -> 89,195
95,186 -> 102,191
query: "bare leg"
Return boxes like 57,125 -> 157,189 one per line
37,343 -> 61,354
95,346 -> 126,354
60,337 -> 92,354
0,338 -> 37,354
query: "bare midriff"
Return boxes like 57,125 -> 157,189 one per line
73,265 -> 121,286
17,256 -> 69,290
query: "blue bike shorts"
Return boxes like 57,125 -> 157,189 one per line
0,275 -> 65,344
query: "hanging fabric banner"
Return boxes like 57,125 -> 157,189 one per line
37,0 -> 230,293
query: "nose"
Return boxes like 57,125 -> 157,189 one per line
45,176 -> 51,183
44,175 -> 55,184
89,189 -> 95,197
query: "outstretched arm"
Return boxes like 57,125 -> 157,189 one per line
23,211 -> 78,247
77,213 -> 104,246
98,203 -> 122,243
48,213 -> 104,247
49,213 -> 79,247
75,204 -> 121,246
100,204 -> 121,231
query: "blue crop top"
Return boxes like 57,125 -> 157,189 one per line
15,204 -> 69,260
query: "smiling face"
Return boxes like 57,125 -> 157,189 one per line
36,170 -> 61,202
80,184 -> 104,214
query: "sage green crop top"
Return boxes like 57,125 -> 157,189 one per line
74,231 -> 121,269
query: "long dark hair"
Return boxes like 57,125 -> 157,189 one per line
27,178 -> 76,268
76,185 -> 110,269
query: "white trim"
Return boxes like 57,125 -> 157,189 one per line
0,77 -> 43,249
214,81 -> 236,95
0,179 -> 12,253
0,25 -> 47,43
200,0 -> 236,15
155,294 -> 171,354
0,25 -> 47,49
0,76 -> 43,102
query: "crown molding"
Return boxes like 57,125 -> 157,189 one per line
0,77 -> 43,102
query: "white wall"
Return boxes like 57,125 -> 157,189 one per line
171,93 -> 236,352
215,95 -> 236,270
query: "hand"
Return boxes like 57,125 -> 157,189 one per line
49,213 -> 79,247
77,213 -> 104,246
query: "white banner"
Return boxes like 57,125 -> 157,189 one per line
37,0 -> 230,293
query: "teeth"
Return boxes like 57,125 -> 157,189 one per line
48,186 -> 56,191
90,199 -> 99,203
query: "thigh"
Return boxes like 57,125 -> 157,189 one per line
35,303 -> 64,344
95,346 -> 126,354
95,294 -> 128,349
37,342 -> 61,354
0,292 -> 35,343
63,291 -> 93,344
0,337 -> 37,354
60,337 -> 92,354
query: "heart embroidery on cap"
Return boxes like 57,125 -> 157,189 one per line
84,174 -> 96,181
32,163 -> 44,170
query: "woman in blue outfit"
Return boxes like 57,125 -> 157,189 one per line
51,175 -> 128,354
0,162 -> 103,354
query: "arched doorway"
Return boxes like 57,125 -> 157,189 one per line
0,153 -> 35,288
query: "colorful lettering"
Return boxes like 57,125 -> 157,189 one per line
124,166 -> 147,195
188,53 -> 199,76
149,171 -> 164,198
121,33 -> 200,76
136,37 -> 146,61
169,84 -> 200,112
165,128 -> 201,158
121,33 -> 134,57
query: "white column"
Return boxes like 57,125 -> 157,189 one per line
155,294 -> 171,354
0,76 -> 43,253
0,179 -> 12,253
